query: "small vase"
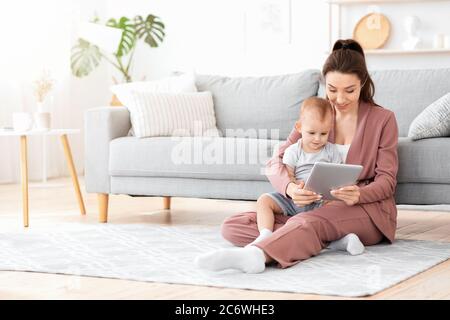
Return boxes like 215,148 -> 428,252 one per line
34,112 -> 51,130
37,101 -> 45,113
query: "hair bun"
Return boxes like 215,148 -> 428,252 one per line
332,39 -> 364,57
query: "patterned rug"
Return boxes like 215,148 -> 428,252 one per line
0,223 -> 449,297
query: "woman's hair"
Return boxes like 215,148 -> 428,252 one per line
322,39 -> 376,105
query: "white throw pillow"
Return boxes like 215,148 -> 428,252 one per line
124,91 -> 220,138
408,93 -> 450,140
110,73 -> 198,105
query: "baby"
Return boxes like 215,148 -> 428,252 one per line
248,97 -> 364,255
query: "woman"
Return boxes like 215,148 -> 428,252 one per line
195,39 -> 399,273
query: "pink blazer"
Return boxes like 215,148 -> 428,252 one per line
267,101 -> 399,243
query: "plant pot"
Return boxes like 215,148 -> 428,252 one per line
34,112 -> 51,130
110,94 -> 123,106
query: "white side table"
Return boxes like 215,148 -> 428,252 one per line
0,129 -> 86,227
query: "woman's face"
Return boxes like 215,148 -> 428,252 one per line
325,71 -> 362,113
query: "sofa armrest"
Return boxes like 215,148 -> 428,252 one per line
84,106 -> 131,194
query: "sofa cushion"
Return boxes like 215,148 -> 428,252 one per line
117,91 -> 220,138
408,92 -> 450,140
110,136 -> 450,185
109,136 -> 281,181
371,69 -> 450,137
110,73 -> 197,105
397,137 -> 450,184
318,68 -> 450,137
195,70 -> 320,140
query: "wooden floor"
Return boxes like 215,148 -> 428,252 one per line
0,177 -> 449,300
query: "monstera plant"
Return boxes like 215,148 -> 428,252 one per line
71,14 -> 165,83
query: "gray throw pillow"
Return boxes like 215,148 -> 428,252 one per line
408,92 -> 450,140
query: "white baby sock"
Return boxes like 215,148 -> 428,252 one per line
245,228 -> 273,248
195,245 -> 266,273
327,233 -> 365,255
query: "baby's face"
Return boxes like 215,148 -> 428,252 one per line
298,111 -> 332,152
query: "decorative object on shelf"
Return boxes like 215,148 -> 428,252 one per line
433,33 -> 445,49
12,112 -> 33,131
329,0 -> 450,55
353,13 -> 391,50
71,14 -> 165,84
33,69 -> 54,130
445,35 -> 450,49
245,0 -> 292,46
402,15 -> 422,50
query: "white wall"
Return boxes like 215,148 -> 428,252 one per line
105,0 -> 450,81
0,0 -> 110,183
104,0 -> 330,79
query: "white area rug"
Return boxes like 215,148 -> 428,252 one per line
0,223 -> 449,297
397,204 -> 450,212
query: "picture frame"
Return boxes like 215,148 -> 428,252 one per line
245,0 -> 292,46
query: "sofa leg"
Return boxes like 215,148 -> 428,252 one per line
98,193 -> 109,223
163,196 -> 171,210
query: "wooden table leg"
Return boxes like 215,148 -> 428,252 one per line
20,135 -> 29,227
98,193 -> 109,223
163,196 -> 171,210
60,134 -> 86,215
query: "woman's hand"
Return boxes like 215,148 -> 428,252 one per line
286,181 -> 322,207
330,185 -> 360,206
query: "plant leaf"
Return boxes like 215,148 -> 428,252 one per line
134,14 -> 165,48
106,17 -> 136,57
70,39 -> 102,78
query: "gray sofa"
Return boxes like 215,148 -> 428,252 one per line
85,68 -> 450,222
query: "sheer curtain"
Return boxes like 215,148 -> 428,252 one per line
0,0 -> 109,184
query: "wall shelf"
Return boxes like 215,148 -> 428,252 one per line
326,48 -> 450,55
327,0 -> 450,54
365,48 -> 450,54
327,0 -> 450,4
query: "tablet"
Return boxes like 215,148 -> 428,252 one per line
304,162 -> 363,200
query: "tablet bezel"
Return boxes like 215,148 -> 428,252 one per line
304,162 -> 363,200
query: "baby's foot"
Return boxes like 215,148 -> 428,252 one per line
245,228 -> 272,248
327,233 -> 365,255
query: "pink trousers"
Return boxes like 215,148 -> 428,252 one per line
221,201 -> 384,268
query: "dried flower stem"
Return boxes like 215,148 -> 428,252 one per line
34,70 -> 55,103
